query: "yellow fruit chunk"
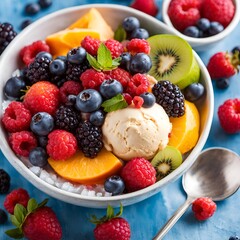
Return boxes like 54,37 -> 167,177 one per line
46,29 -> 100,58
168,100 -> 200,154
68,8 -> 114,40
48,148 -> 123,184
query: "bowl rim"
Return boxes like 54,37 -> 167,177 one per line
0,3 -> 214,205
162,0 -> 240,44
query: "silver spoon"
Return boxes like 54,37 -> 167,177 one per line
153,147 -> 240,240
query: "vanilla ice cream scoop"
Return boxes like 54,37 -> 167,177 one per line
102,103 -> 172,161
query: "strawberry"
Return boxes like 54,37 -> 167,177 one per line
202,0 -> 235,28
207,52 -> 239,79
91,205 -> 131,240
23,81 -> 60,116
218,98 -> 240,134
5,198 -> 62,240
168,0 -> 202,32
130,0 -> 158,17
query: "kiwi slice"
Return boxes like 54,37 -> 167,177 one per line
151,146 -> 182,180
147,34 -> 200,89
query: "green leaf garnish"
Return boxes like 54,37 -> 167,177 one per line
13,204 -> 26,225
101,94 -> 128,112
86,43 -> 121,71
27,198 -> 38,212
5,228 -> 23,239
10,215 -> 20,228
114,25 -> 127,42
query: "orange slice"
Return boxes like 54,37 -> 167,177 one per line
168,100 -> 200,154
48,148 -> 123,184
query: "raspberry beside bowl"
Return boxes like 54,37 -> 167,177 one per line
162,0 -> 240,52
0,4 -> 214,208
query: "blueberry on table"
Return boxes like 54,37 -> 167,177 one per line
29,147 -> 48,167
229,236 -> 240,240
231,46 -> 240,54
196,18 -> 210,32
183,26 -> 200,38
208,21 -> 224,36
122,16 -> 140,32
20,19 -> 33,30
0,209 -> 7,224
38,0 -> 52,8
49,59 -> 67,75
140,92 -> 156,108
25,3 -> 41,15
130,28 -> 149,40
184,83 -> 205,102
100,79 -> 123,99
104,175 -> 125,196
129,53 -> 152,74
0,169 -> 10,194
4,76 -> 26,100
216,78 -> 230,89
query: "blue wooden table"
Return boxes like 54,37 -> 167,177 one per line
0,0 -> 240,239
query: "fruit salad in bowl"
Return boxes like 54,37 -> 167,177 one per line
0,4 -> 213,208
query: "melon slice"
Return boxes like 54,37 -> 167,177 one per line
68,8 -> 114,40
48,148 -> 123,184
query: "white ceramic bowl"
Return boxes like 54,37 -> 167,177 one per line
0,4 -> 214,208
162,0 -> 240,52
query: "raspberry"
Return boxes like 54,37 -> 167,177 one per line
47,130 -> 77,160
59,80 -> 83,103
81,36 -> 101,56
20,40 -> 50,66
127,73 -> 150,97
123,93 -> 133,105
4,188 -> 30,214
126,39 -> 150,55
104,68 -> 131,89
2,101 -> 31,133
130,0 -> 158,17
207,52 -> 237,79
202,0 -> 235,28
133,96 -> 144,108
168,0 -> 202,32
218,98 -> 240,134
0,169 -> 10,194
104,39 -> 124,58
9,131 -> 37,157
192,197 -> 217,221
120,157 -> 156,192
80,69 -> 106,90
23,81 -> 60,116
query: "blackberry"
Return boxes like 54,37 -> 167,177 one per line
0,209 -> 7,224
66,60 -> 89,81
0,169 -> 10,194
26,56 -> 51,84
51,75 -> 67,87
152,80 -> 185,117
75,121 -> 103,158
55,105 -> 80,132
0,22 -> 17,54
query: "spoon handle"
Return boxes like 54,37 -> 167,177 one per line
153,196 -> 195,240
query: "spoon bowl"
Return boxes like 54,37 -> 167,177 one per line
154,147 -> 240,240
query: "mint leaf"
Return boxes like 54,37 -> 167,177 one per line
10,215 -> 20,228
97,43 -> 112,68
27,198 -> 38,213
87,53 -> 102,71
14,204 -> 26,224
101,94 -> 128,112
112,57 -> 121,67
5,228 -> 23,239
114,25 -> 127,42
106,205 -> 115,219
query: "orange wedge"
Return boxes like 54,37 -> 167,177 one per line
48,148 -> 123,184
168,100 -> 200,154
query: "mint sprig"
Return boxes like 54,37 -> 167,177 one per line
114,25 -> 127,42
5,198 -> 48,239
86,43 -> 121,71
101,94 -> 128,112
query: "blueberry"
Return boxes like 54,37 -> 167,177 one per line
100,79 -> 123,99
120,52 -> 131,70
29,147 -> 48,167
30,112 -> 54,136
229,237 -> 240,240
104,175 -> 125,196
36,51 -> 52,61
208,22 -> 224,36
231,46 -> 240,54
20,19 -> 32,30
196,18 -> 210,31
49,59 -> 66,75
37,136 -> 48,148
122,16 -> 140,32
56,55 -> 67,62
76,89 -> 102,112
216,78 -> 230,89
184,83 -> 205,102
140,92 -> 156,108
67,47 -> 86,64
25,3 -> 41,15
0,209 -> 7,224
4,76 -> 26,100
129,53 -> 152,74
38,0 -> 52,8
183,26 -> 200,38
66,94 -> 77,106
130,28 -> 149,39
89,110 -> 105,126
